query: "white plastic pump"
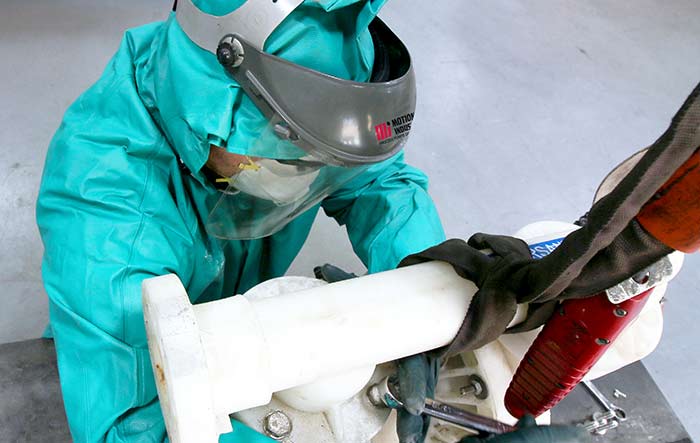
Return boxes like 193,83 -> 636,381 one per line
142,221 -> 681,443
143,261 -> 498,442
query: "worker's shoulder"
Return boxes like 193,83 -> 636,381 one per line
78,20 -> 165,95
50,23 -> 169,157
75,19 -> 165,110
39,22 -> 176,207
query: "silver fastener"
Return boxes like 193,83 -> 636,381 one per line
217,36 -> 245,68
460,374 -> 489,400
367,384 -> 383,407
614,308 -> 628,317
273,123 -> 298,141
263,410 -> 293,440
613,389 -> 627,399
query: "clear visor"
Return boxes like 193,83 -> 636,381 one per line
206,125 -> 370,240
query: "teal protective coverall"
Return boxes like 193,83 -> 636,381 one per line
36,1 -> 445,441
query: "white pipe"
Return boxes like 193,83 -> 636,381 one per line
142,223 -> 578,443
240,262 -> 474,386
143,262 -> 485,443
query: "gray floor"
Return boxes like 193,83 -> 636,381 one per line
1,0 -> 698,440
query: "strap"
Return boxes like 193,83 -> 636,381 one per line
397,83 -> 700,357
531,83 -> 700,302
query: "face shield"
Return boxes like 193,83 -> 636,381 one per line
175,0 -> 417,239
206,153 -> 371,240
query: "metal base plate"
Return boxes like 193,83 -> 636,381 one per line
552,362 -> 692,443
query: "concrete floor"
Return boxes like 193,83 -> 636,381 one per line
1,0 -> 698,439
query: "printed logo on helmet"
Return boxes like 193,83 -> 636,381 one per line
374,113 -> 415,144
375,122 -> 393,141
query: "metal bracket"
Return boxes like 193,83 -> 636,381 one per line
606,255 -> 674,304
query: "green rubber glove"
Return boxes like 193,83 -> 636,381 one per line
395,354 -> 440,443
459,416 -> 591,443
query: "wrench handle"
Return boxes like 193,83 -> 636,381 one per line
423,398 -> 516,435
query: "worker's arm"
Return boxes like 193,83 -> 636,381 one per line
38,135 -> 271,443
38,141 -> 180,442
321,152 -> 446,274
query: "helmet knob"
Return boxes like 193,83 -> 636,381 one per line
216,36 -> 244,68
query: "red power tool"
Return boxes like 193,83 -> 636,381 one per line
505,149 -> 700,418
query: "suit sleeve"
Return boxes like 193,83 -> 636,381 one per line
322,152 -> 446,273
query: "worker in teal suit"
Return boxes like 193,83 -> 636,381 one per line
36,0 -> 446,441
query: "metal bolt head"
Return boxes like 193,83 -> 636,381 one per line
614,308 -> 628,317
274,123 -> 294,140
459,374 -> 489,400
367,384 -> 383,407
460,385 -> 476,396
613,389 -> 627,399
263,410 -> 292,440
216,44 -> 236,66
216,37 -> 244,68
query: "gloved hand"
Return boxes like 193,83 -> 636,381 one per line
398,219 -> 673,357
393,236 -> 534,442
395,353 -> 439,443
313,263 -> 358,282
459,416 -> 590,443
399,235 -> 535,356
